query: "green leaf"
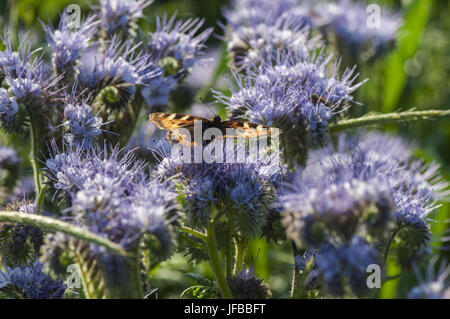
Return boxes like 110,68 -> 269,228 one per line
185,272 -> 214,286
181,285 -> 220,299
382,0 -> 433,112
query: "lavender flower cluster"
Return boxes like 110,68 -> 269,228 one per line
281,131 -> 448,296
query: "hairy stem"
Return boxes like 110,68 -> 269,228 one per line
131,245 -> 144,299
329,109 -> 450,133
0,211 -> 129,256
291,267 -> 301,299
290,241 -> 300,299
30,121 -> 42,194
206,221 -> 233,299
36,185 -> 47,214
180,225 -> 207,242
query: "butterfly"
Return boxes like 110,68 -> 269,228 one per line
149,112 -> 278,146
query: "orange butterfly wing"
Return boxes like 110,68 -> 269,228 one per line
149,112 -> 210,129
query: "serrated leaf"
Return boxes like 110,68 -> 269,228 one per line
184,272 -> 214,286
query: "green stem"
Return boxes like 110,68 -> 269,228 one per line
30,121 -> 42,194
131,245 -> 144,299
291,267 -> 301,299
233,238 -> 247,276
73,251 -> 94,299
225,211 -> 233,278
290,241 -> 300,299
36,185 -> 47,214
0,211 -> 129,256
384,227 -> 401,261
206,221 -> 233,299
180,225 -> 207,242
329,109 -> 450,133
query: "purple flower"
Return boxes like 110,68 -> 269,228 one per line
77,38 -> 159,109
0,261 -> 66,299
98,0 -> 153,37
62,103 -> 103,148
215,50 -> 365,146
0,35 -> 61,106
281,130 -> 447,252
315,237 -> 380,297
156,145 -> 282,235
223,0 -> 316,67
0,35 -> 35,79
148,14 -> 213,75
43,12 -> 98,76
141,14 -> 212,110
45,143 -> 176,251
282,174 -> 394,248
140,75 -> 177,109
45,143 -> 144,195
0,146 -> 20,169
408,257 -> 450,299
312,0 -> 402,60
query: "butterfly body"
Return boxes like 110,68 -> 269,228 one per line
149,112 -> 277,146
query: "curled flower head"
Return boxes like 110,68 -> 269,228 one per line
43,12 -> 98,77
227,268 -> 272,299
148,14 -> 213,77
78,38 -> 159,110
0,34 -> 36,81
0,34 -> 61,107
0,261 -> 66,299
98,0 -> 153,37
141,14 -> 212,110
0,88 -> 19,131
0,201 -> 43,266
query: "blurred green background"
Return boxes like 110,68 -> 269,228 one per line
0,0 -> 448,298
